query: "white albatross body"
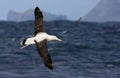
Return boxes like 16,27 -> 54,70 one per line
21,32 -> 61,49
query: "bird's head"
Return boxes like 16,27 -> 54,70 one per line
20,38 -> 28,49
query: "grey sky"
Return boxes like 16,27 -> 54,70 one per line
0,0 -> 100,20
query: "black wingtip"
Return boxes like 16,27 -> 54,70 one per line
34,6 -> 43,18
47,64 -> 53,70
44,62 -> 53,70
35,6 -> 40,13
35,6 -> 39,10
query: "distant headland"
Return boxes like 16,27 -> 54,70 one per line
7,9 -> 67,22
83,0 -> 120,22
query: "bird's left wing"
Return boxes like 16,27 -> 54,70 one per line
34,40 -> 53,70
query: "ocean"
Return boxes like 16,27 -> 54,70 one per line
0,21 -> 120,78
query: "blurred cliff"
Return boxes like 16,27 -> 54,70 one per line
7,9 -> 67,22
83,0 -> 120,22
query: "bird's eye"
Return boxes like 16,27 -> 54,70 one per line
22,39 -> 27,46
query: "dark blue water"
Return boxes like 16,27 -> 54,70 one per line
0,21 -> 120,78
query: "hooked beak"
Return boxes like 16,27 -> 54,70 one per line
20,39 -> 28,49
21,46 -> 27,49
20,42 -> 28,49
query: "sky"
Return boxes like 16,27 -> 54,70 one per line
0,0 -> 100,21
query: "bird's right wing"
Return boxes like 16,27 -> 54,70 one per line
34,7 -> 44,36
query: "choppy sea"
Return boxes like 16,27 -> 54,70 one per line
0,21 -> 120,78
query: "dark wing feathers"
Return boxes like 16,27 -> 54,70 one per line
34,7 -> 44,36
34,7 -> 53,70
34,40 -> 53,70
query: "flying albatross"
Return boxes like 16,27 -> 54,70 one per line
20,7 -> 62,70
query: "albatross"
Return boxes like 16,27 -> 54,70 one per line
20,7 -> 62,70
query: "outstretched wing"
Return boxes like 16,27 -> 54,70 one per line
34,40 -> 53,70
34,7 -> 44,36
